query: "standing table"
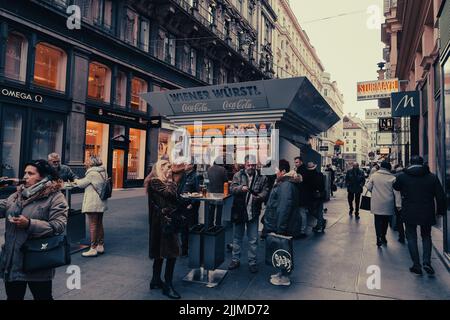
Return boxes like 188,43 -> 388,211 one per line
182,193 -> 233,288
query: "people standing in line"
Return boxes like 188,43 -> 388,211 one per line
345,163 -> 366,219
0,160 -> 68,300
206,156 -> 228,228
366,161 -> 401,247
294,156 -> 309,238
47,152 -> 78,182
145,160 -> 184,299
264,159 -> 301,286
228,155 -> 269,273
303,162 -> 327,233
393,164 -> 406,243
74,156 -> 108,257
180,160 -> 200,256
393,156 -> 446,275
325,164 -> 336,197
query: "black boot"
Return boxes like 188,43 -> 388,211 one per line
376,237 -> 383,247
150,258 -> 164,290
150,278 -> 164,290
162,283 -> 181,299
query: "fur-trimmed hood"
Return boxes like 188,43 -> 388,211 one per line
276,170 -> 302,184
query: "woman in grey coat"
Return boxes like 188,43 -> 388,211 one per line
366,161 -> 401,247
0,160 -> 68,300
74,156 -> 108,257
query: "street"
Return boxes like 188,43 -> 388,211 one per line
1,188 -> 448,300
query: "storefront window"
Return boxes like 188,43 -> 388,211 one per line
34,43 -> 67,91
85,121 -> 109,167
5,32 -> 28,82
88,62 -> 111,103
158,130 -> 172,160
131,77 -> 148,112
114,71 -> 127,107
31,112 -> 64,160
128,128 -> 146,180
1,109 -> 22,178
112,125 -> 126,141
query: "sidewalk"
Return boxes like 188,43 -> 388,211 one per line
1,188 -> 449,300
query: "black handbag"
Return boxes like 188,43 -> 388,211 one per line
265,233 -> 294,274
21,234 -> 71,273
360,189 -> 371,211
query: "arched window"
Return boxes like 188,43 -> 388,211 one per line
34,42 -> 67,91
5,32 -> 28,82
88,61 -> 112,102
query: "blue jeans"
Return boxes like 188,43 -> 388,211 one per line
232,218 -> 259,266
298,207 -> 308,233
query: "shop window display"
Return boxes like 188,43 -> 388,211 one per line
31,113 -> 64,160
34,42 -> 67,91
85,121 -> 109,167
128,128 -> 146,180
131,77 -> 148,112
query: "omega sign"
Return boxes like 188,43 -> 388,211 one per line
1,88 -> 43,103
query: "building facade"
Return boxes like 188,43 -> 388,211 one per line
342,115 -> 369,168
382,0 -> 449,262
272,0 -> 344,165
0,0 -> 277,192
363,120 -> 378,158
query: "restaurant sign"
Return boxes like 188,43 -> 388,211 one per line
357,79 -> 399,101
166,84 -> 269,114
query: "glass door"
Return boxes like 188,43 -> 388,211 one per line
1,107 -> 24,178
112,149 -> 125,189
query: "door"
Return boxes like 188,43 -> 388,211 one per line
112,149 -> 125,189
0,106 -> 25,178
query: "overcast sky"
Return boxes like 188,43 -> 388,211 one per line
290,0 -> 385,118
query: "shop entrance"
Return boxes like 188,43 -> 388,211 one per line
112,148 -> 125,189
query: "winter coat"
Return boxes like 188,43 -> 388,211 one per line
74,166 -> 108,213
345,168 -> 366,194
264,171 -> 302,236
366,168 -> 401,216
230,169 -> 270,224
147,177 -> 182,259
393,165 -> 446,226
207,165 -> 228,193
302,169 -> 326,206
57,164 -> 78,182
296,164 -> 309,207
0,181 -> 68,282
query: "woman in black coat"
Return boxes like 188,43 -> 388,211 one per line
145,160 -> 184,299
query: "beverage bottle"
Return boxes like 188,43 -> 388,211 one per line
223,182 -> 229,196
0,178 -> 24,187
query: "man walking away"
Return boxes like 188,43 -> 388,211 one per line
206,156 -> 228,227
393,156 -> 446,275
325,164 -> 335,197
345,163 -> 366,219
228,155 -> 269,273
294,157 -> 308,238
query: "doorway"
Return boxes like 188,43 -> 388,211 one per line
112,149 -> 125,189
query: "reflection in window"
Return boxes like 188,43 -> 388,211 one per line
131,77 -> 148,112
31,113 -> 63,160
112,125 -> 126,141
128,128 -> 146,180
88,62 -> 112,102
115,71 -> 127,107
5,33 -> 28,82
34,43 -> 67,91
122,8 -> 138,46
85,121 -> 109,167
1,110 -> 22,178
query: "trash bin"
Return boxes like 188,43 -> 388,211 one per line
188,224 -> 205,268
203,226 -> 225,270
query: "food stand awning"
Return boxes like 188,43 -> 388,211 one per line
141,77 -> 340,136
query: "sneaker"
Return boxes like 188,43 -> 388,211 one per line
270,272 -> 282,279
409,266 -> 423,275
96,244 -> 105,254
228,260 -> 240,270
82,248 -> 98,257
423,264 -> 435,275
249,264 -> 258,273
270,275 -> 291,286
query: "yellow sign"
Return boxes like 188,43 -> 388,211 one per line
357,79 -> 399,101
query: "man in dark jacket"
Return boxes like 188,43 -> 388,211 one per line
48,152 -> 78,182
206,156 -> 228,227
393,156 -> 446,275
303,162 -> 327,233
294,156 -> 309,238
325,164 -> 336,197
345,162 -> 366,219
264,159 -> 301,286
228,155 -> 269,273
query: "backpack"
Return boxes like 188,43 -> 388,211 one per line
93,171 -> 112,200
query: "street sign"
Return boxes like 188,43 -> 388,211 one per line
391,91 -> 420,117
357,79 -> 399,101
376,132 -> 393,145
378,117 -> 394,132
365,108 -> 392,119
319,146 -> 329,151
380,147 -> 391,155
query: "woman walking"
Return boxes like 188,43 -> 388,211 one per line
74,156 -> 108,257
0,160 -> 68,300
366,161 -> 401,247
145,160 -> 184,299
